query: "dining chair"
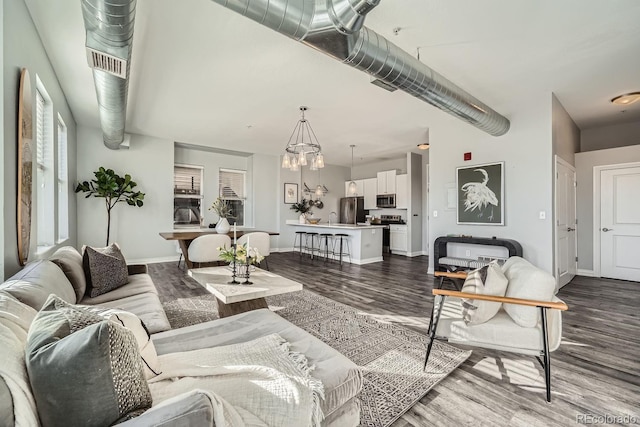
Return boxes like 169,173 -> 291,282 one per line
237,232 -> 271,270
187,234 -> 232,268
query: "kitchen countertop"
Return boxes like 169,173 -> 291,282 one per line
288,223 -> 386,230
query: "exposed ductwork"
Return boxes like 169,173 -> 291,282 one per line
81,0 -> 137,149
210,0 -> 510,136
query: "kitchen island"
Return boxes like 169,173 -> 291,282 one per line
288,223 -> 385,264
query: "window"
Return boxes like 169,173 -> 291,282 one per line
219,169 -> 246,226
57,114 -> 69,242
35,78 -> 55,249
174,164 -> 204,227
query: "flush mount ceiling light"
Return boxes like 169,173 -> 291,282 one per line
281,106 -> 325,171
610,92 -> 640,106
417,143 -> 430,150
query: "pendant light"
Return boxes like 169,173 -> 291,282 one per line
348,145 -> 357,195
281,106 -> 325,170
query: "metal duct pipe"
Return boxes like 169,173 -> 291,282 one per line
210,0 -> 510,136
81,0 -> 137,149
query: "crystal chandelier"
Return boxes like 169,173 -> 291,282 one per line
281,106 -> 325,171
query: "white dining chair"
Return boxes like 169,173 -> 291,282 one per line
237,232 -> 271,270
187,234 -> 232,268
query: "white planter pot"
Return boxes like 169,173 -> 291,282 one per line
216,217 -> 231,234
299,214 -> 307,224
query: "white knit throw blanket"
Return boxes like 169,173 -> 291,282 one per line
148,333 -> 325,427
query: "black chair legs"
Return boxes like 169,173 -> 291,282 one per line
424,294 -> 445,370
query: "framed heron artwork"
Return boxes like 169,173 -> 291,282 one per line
456,162 -> 504,225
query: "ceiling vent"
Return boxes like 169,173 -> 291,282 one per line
86,47 -> 127,79
370,78 -> 398,92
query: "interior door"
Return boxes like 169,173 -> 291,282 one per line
555,158 -> 577,287
600,166 -> 640,281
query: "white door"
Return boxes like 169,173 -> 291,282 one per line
555,158 -> 577,287
601,166 -> 640,281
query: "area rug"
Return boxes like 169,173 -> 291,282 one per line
162,290 -> 471,427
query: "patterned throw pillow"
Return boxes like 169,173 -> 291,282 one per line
461,260 -> 509,325
26,295 -> 152,427
83,243 -> 129,297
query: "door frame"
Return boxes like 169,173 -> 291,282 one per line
593,161 -> 640,277
554,156 -> 576,287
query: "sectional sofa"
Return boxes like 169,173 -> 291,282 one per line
0,246 -> 362,426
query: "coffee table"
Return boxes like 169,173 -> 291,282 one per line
188,266 -> 303,318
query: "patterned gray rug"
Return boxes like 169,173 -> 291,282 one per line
162,290 -> 471,427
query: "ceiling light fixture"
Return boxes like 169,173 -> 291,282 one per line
281,106 -> 325,171
610,92 -> 640,106
348,145 -> 357,195
417,143 -> 430,150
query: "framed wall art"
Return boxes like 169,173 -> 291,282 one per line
457,161 -> 504,225
284,183 -> 298,204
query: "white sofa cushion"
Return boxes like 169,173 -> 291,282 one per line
460,261 -> 508,325
502,256 -> 556,328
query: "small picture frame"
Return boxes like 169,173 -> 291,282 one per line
284,183 -> 298,204
457,161 -> 504,225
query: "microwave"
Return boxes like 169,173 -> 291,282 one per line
376,194 -> 396,208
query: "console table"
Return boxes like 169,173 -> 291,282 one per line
434,236 -> 523,272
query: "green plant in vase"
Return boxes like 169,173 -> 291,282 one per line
209,197 -> 233,234
290,198 -> 312,223
218,244 -> 265,284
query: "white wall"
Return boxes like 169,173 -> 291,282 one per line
552,94 -> 580,166
352,157 -> 407,180
574,145 -> 640,272
0,0 -> 5,278
249,153 -> 280,249
76,127 -> 175,262
3,0 -> 78,278
429,94 -> 554,273
581,121 -> 640,152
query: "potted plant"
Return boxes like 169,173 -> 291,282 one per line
291,198 -> 312,224
75,167 -> 145,245
209,197 -> 233,234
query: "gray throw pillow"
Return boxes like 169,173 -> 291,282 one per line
26,296 -> 152,427
50,246 -> 86,302
83,243 -> 129,297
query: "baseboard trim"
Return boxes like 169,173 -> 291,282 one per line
577,269 -> 597,277
129,255 -> 180,265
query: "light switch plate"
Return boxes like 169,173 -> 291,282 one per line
539,211 -> 546,220
433,210 -> 438,218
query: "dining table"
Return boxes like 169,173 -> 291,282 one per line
159,229 -> 279,269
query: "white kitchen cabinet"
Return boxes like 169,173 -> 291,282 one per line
344,179 -> 364,197
363,178 -> 378,210
376,170 -> 397,194
390,224 -> 408,253
395,174 -> 408,209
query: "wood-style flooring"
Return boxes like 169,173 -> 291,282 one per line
148,252 -> 640,426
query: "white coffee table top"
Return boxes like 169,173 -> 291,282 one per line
188,266 -> 303,304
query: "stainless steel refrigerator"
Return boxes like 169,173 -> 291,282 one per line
339,197 -> 365,224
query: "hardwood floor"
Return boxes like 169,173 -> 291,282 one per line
148,253 -> 640,426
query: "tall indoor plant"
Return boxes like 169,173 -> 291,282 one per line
75,167 -> 145,245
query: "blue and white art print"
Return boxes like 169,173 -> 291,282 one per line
456,162 -> 504,225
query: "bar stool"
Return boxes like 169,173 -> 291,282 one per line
332,233 -> 351,265
318,233 -> 334,261
305,232 -> 320,259
293,231 -> 306,257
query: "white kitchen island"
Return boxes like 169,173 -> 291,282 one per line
288,223 -> 385,264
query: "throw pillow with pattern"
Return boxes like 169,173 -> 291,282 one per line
461,260 -> 509,325
83,243 -> 129,297
26,295 -> 152,427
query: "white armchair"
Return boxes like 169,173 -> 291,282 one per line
187,235 -> 232,267
424,257 -> 568,402
237,232 -> 271,270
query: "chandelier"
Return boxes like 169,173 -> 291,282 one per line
281,106 -> 325,171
